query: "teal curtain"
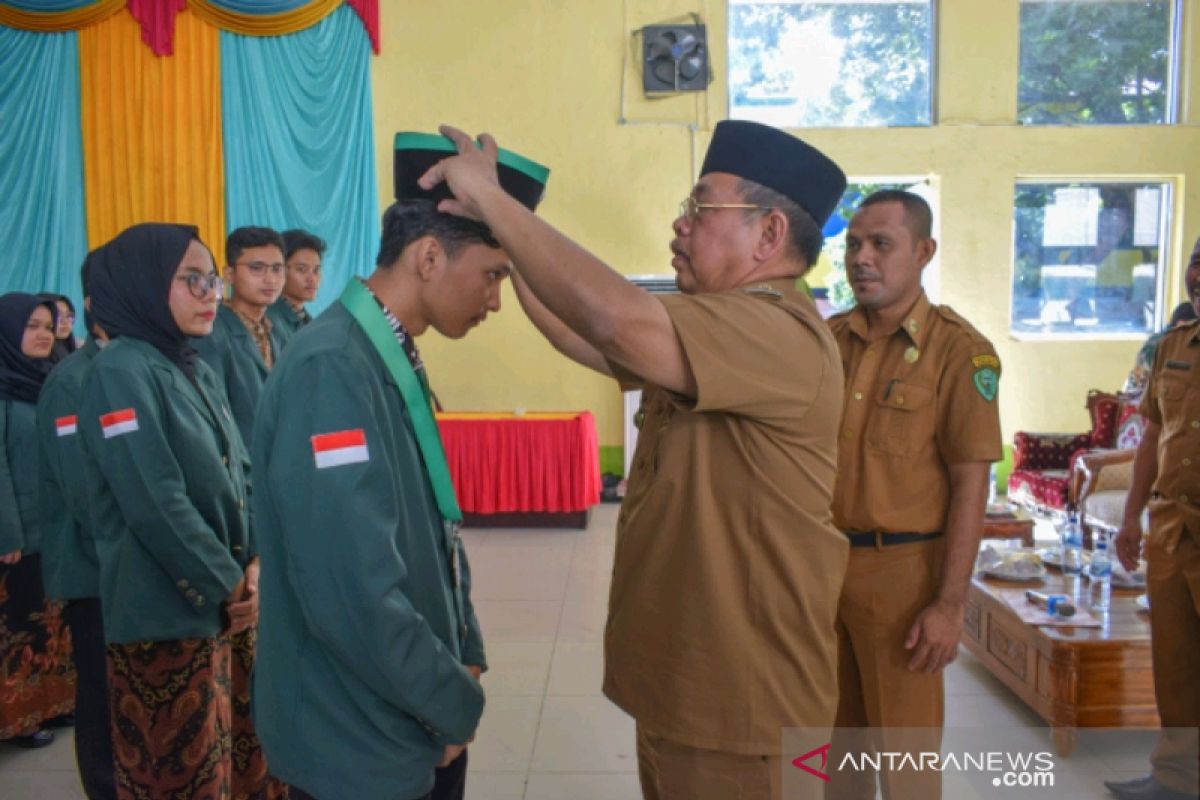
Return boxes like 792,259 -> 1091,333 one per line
0,26 -> 88,319
220,4 -> 377,313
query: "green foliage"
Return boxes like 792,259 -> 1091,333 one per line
729,1 -> 932,127
1018,1 -> 1173,125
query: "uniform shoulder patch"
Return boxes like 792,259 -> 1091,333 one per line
972,354 -> 1000,370
312,429 -> 369,469
972,367 -> 999,402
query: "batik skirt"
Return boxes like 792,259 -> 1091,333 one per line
0,554 -> 76,738
107,628 -> 287,800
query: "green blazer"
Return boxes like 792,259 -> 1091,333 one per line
0,396 -> 42,555
80,337 -> 251,644
266,297 -> 307,342
252,302 -> 485,800
36,338 -> 102,600
192,303 -> 287,447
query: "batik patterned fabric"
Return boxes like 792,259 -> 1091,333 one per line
230,627 -> 288,800
107,637 -> 233,800
0,554 -> 76,739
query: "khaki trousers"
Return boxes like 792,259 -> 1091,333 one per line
1146,523 -> 1200,796
827,538 -> 945,800
637,725 -> 796,800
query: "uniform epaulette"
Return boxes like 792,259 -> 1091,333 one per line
741,284 -> 784,300
934,304 -> 991,343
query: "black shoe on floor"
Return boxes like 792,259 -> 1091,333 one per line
7,729 -> 54,749
43,713 -> 75,728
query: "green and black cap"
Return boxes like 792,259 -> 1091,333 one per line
393,132 -> 551,212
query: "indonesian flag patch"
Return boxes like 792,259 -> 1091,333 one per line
312,429 -> 369,469
55,415 -> 78,437
100,409 -> 139,439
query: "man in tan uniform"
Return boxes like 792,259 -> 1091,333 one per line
1106,235 -> 1200,800
826,190 -> 1003,800
419,120 -> 849,800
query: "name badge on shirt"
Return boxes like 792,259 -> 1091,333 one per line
1165,359 -> 1192,371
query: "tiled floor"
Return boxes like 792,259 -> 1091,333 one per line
0,505 -> 1153,798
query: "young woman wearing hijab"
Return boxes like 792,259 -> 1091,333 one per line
0,292 -> 77,749
38,293 -> 79,364
80,224 -> 283,800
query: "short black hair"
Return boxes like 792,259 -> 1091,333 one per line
737,179 -> 825,268
375,200 -> 500,269
281,229 -> 326,261
858,189 -> 933,240
226,226 -> 285,267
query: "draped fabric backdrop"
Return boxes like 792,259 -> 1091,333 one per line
80,7 -> 227,258
0,0 -> 378,321
0,27 -> 88,304
221,4 -> 378,311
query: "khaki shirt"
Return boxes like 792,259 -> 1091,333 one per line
829,293 -> 1003,534
603,277 -> 848,755
1138,320 -> 1200,548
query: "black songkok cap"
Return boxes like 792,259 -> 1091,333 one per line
393,132 -> 550,211
700,120 -> 846,226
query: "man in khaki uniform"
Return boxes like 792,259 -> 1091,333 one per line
826,191 -> 1002,800
1107,235 -> 1200,800
419,120 -> 849,800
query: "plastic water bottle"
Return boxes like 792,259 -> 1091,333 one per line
1060,513 -> 1084,576
1090,531 -> 1113,612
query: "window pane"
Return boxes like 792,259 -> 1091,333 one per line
729,1 -> 933,128
1011,182 -> 1170,337
1018,0 -> 1176,125
810,179 -> 936,317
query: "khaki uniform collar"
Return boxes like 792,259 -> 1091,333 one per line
846,291 -> 932,347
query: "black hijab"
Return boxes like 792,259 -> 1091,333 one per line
0,292 -> 56,403
91,223 -> 204,377
39,292 -> 78,363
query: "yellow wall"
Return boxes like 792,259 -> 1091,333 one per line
371,0 -> 1200,452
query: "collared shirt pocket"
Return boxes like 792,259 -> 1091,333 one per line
867,381 -> 935,456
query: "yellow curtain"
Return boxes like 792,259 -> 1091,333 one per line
0,0 -> 123,32
187,0 -> 341,37
79,6 -> 226,258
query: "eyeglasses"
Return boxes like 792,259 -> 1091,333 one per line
679,196 -> 771,222
178,272 -> 223,299
236,260 -> 286,276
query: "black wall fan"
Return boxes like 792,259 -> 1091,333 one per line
642,24 -> 710,94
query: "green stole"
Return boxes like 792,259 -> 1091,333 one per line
339,280 -> 464,534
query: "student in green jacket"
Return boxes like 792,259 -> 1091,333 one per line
193,226 -> 289,446
267,228 -> 324,339
0,292 -> 75,750
252,135 -> 549,800
36,251 -> 118,798
81,224 -> 282,800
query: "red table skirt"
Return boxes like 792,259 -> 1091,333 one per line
436,412 -> 601,515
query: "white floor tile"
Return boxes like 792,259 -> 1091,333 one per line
482,642 -> 554,697
530,696 -> 637,773
470,695 -> 543,773
524,771 -> 642,800
468,547 -> 574,602
464,770 -> 528,800
474,600 -> 563,643
546,641 -> 606,697
0,770 -> 86,799
555,601 -> 609,642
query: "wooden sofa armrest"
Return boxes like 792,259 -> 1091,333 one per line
1072,448 -> 1136,507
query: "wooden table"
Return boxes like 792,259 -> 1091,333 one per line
982,504 -> 1037,547
962,572 -> 1157,756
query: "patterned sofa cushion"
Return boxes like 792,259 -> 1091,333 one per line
1087,390 -> 1121,449
1012,431 -> 1092,471
1115,404 -> 1147,450
1008,468 -> 1072,511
